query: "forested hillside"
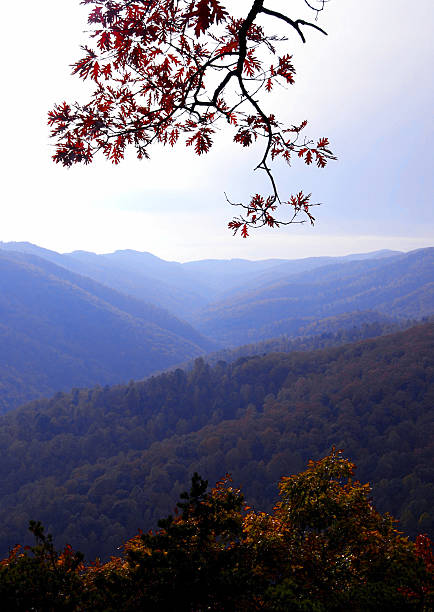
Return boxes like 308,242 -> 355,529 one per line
0,322 -> 432,560
179,312 -> 416,370
0,250 -> 214,413
194,248 -> 434,344
2,451 -> 431,611
2,244 -> 430,413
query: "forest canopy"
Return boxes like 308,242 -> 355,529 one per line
1,450 -> 432,610
0,322 -> 432,560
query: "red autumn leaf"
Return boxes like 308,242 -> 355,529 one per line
234,129 -> 253,147
49,0 -> 336,235
315,150 -> 326,168
186,128 -> 213,155
189,0 -> 228,37
169,128 -> 179,147
92,61 -> 100,81
98,31 -> 111,51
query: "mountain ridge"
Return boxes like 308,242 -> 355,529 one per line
0,249 -> 215,413
0,241 -> 404,318
193,248 -> 434,344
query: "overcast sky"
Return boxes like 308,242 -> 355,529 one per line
0,0 -> 433,261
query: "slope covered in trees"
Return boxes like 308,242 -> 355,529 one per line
0,250 -> 214,413
1,451 -> 432,611
0,322 -> 432,560
194,248 -> 434,344
178,312 -> 417,371
1,243 -> 424,413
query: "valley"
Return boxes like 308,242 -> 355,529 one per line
0,242 -> 432,414
0,242 -> 432,561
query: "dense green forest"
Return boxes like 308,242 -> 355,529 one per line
1,451 -> 432,611
0,322 -> 432,560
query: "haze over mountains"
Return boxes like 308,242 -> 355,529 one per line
0,241 -> 404,320
195,247 -> 434,344
0,242 -> 432,413
0,249 -> 214,413
0,239 -> 433,565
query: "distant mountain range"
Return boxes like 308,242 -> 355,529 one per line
193,247 -> 434,344
0,242 -> 211,320
0,241 -> 402,320
0,242 -> 432,412
0,250 -> 214,413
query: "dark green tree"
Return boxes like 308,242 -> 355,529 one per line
0,521 -> 83,612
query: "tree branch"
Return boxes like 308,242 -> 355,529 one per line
260,7 -> 327,43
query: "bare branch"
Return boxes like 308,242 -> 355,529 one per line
260,7 -> 327,43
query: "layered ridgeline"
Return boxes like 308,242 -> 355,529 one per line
193,247 -> 434,345
0,241 -> 405,321
0,250 -> 215,413
0,322 -> 432,560
0,242 -> 213,320
2,243 -> 432,413
1,243 -> 432,345
178,311 -> 418,371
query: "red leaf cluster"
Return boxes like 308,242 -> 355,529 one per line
49,0 -> 336,235
188,0 -> 228,37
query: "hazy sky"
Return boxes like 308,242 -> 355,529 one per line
1,0 -> 433,261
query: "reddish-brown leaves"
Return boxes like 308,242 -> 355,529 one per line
277,54 -> 295,84
188,0 -> 228,37
169,128 -> 179,147
49,0 -> 336,235
98,31 -> 111,51
72,48 -> 97,80
243,50 -> 261,76
186,127 -> 214,154
234,129 -> 254,147
228,219 -> 242,235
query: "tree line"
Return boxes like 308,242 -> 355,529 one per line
0,322 -> 432,560
1,450 -> 432,610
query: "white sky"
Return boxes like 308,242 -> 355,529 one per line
0,0 -> 433,261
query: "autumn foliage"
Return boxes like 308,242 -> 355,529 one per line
1,450 -> 432,610
48,0 -> 336,236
